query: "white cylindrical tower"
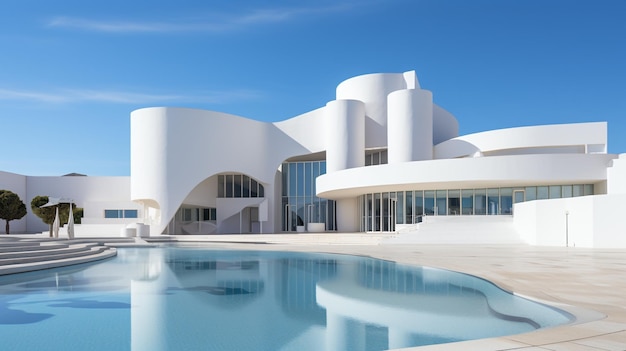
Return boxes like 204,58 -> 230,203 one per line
387,89 -> 433,163
325,99 -> 366,173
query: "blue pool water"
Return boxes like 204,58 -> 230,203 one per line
0,247 -> 572,350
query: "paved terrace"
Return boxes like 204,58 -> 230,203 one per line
1,233 -> 626,350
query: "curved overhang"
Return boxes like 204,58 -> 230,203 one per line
435,122 -> 607,159
316,154 -> 616,199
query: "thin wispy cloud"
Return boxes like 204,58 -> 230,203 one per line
0,88 -> 263,105
47,4 -> 353,33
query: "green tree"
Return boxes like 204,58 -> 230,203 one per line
31,196 -> 78,237
31,196 -> 56,237
0,190 -> 27,234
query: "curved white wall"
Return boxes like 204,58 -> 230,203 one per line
387,89 -> 433,163
325,99 -> 365,173
435,122 -> 607,159
336,72 -> 416,148
131,107 -> 317,234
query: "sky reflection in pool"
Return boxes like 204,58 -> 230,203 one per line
0,247 -> 572,351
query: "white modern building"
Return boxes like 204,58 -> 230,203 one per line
2,70 -> 625,247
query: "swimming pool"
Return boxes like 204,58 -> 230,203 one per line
0,247 -> 572,350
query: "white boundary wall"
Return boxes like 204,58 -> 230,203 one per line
514,194 -> 626,248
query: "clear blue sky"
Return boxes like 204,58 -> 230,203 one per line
1,0 -> 624,176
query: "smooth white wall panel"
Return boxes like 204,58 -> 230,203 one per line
387,89 -> 433,163
325,100 -> 365,173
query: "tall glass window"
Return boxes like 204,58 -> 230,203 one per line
396,192 -> 404,225
475,189 -> 487,215
448,190 -> 460,215
424,191 -> 435,215
500,188 -> 513,215
414,191 -> 424,219
405,191 -> 413,224
487,188 -> 499,215
281,161 -> 336,232
461,189 -> 474,215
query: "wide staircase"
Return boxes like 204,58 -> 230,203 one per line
0,237 -> 134,275
384,216 -> 524,245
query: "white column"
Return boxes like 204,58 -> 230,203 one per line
387,89 -> 433,163
325,99 -> 365,174
336,198 -> 359,233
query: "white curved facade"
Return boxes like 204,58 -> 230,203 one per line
3,70 -> 622,246
125,69 -> 622,240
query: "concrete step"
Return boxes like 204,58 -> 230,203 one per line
0,244 -> 108,266
0,243 -> 100,260
0,243 -> 70,253
0,247 -> 116,275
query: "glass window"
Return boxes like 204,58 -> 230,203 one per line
374,193 -> 381,231
366,194 -> 373,231
405,191 -> 413,224
448,190 -> 460,215
461,189 -> 474,215
424,190 -> 435,215
414,190 -> 424,218
474,189 -> 486,215
124,210 -> 138,218
584,184 -> 594,196
487,188 -> 499,215
382,192 -> 389,231
381,150 -> 388,164
289,163 -> 297,196
281,164 -> 288,196
251,179 -> 258,197
226,174 -> 234,197
436,190 -> 447,215
562,185 -> 573,198
210,208 -> 217,220
305,162 -> 312,196
203,208 -> 210,221
104,209 -> 120,218
295,163 -> 304,196
396,191 -> 404,225
234,174 -> 243,197
573,185 -> 584,197
218,175 -> 225,198
525,187 -> 537,201
373,153 -> 379,165
242,175 -> 251,197
537,186 -> 549,200
549,185 -> 561,199
259,184 -> 265,198
183,208 -> 192,221
500,188 -> 513,215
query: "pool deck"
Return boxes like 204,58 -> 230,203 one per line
3,233 -> 626,350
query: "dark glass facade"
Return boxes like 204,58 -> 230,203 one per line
281,161 -> 336,231
359,184 -> 594,232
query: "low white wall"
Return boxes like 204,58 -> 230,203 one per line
514,194 -> 626,248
